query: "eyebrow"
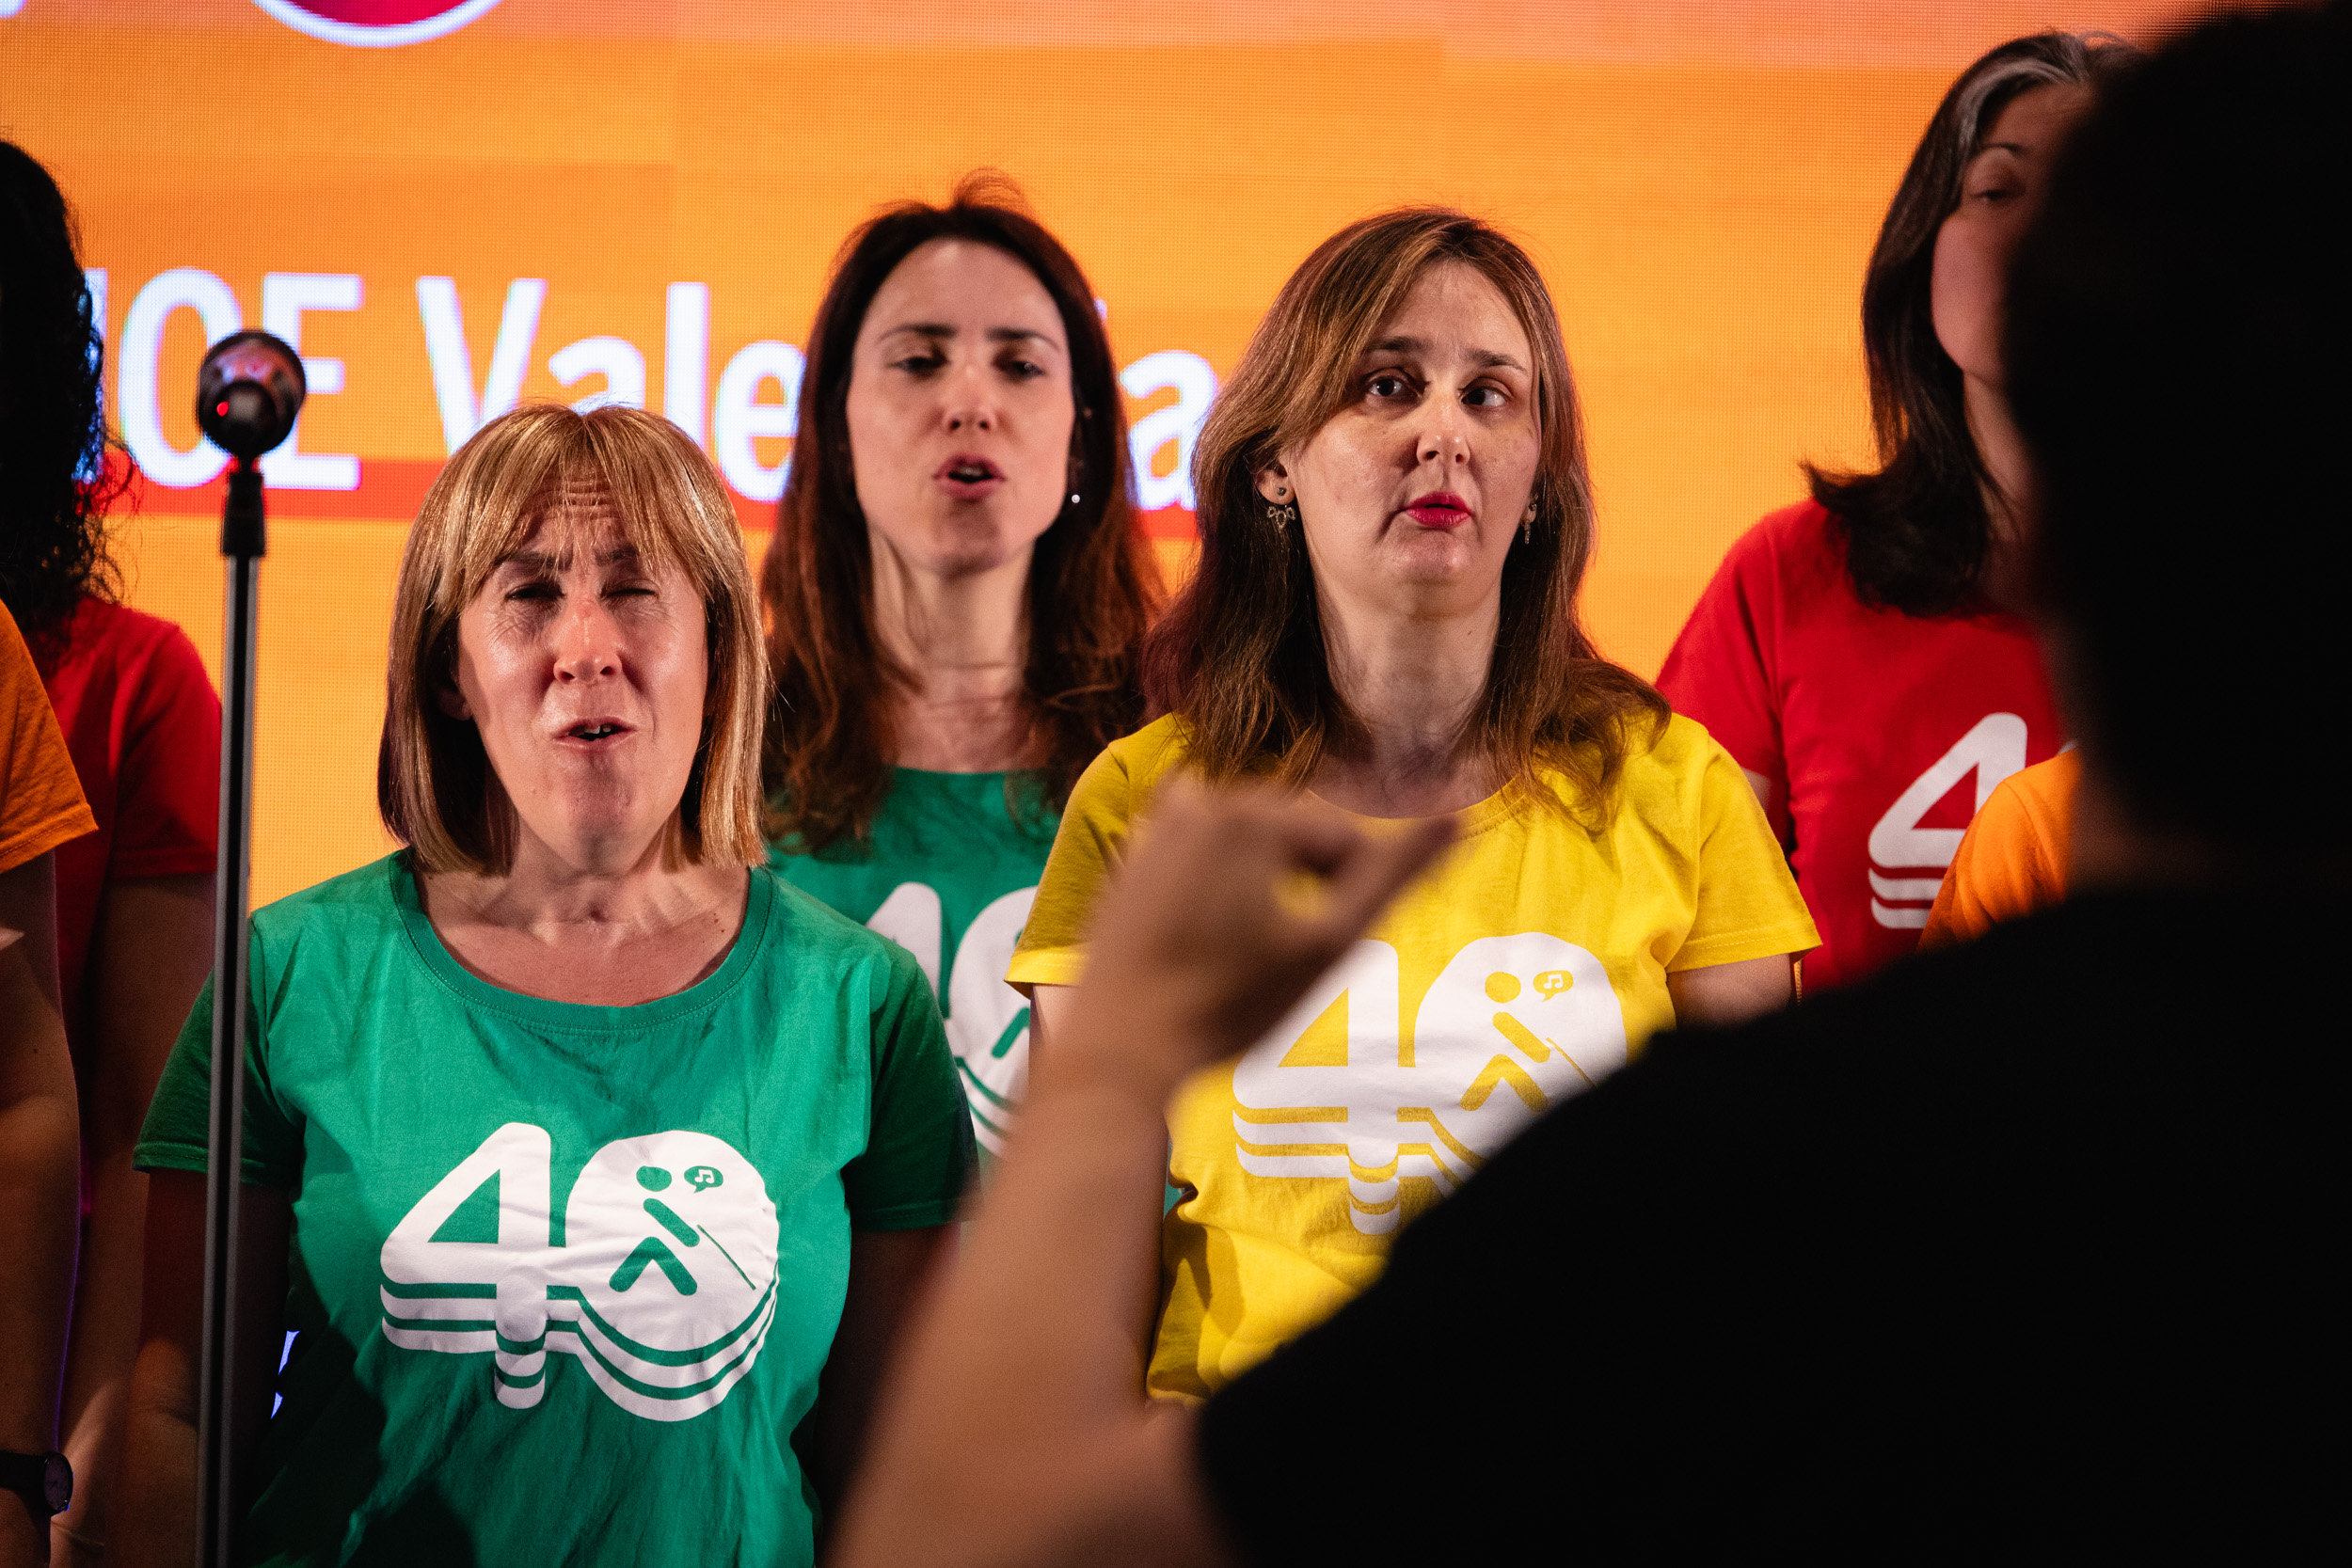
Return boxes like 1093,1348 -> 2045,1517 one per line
880,322 -> 1063,347
1365,334 -> 1529,372
499,545 -> 640,572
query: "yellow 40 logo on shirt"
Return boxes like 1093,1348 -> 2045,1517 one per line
378,1125 -> 780,1421
1233,933 -> 1628,1234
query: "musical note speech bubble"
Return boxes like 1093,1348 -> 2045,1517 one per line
1534,970 -> 1572,999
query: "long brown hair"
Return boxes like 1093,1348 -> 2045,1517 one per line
379,404 -> 769,875
1143,208 -> 1664,821
1807,32 -> 2137,616
762,175 -> 1160,853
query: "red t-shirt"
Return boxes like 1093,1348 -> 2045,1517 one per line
1655,500 -> 2062,991
41,598 -> 220,1054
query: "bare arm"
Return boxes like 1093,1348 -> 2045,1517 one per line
1031,983 -> 1166,1384
54,875 -> 213,1564
834,783 -> 1451,1568
1667,952 -> 1796,1028
0,853 -> 82,1568
809,1225 -> 950,1512
113,1172 -> 288,1568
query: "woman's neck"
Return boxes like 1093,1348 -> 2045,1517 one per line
1307,590 -> 1502,819
870,529 -> 1036,773
420,824 -> 749,1006
1964,373 -> 2034,611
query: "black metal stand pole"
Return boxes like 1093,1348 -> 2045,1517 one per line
196,458 -> 264,1568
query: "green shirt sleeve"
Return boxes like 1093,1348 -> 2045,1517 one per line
842,942 -> 972,1230
135,972 -> 305,1190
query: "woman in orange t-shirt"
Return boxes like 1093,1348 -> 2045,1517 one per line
0,596 -> 97,1560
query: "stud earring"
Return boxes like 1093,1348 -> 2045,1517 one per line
1069,492 -> 1082,507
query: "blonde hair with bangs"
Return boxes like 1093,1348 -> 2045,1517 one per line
377,404 -> 769,874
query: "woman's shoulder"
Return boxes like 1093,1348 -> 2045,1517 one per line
1721,499 -> 1847,580
1072,714 -> 1196,805
755,865 -> 932,994
1610,710 -> 1727,784
251,854 -> 407,937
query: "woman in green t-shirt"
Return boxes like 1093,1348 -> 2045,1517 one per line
762,175 -> 1161,1156
120,406 -> 970,1568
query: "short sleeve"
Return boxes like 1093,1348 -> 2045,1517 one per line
135,973 -> 305,1188
0,604 -> 97,874
1921,753 -> 2076,950
841,942 -> 972,1230
1656,517 -> 1791,839
1004,741 -> 1142,994
112,623 -> 220,878
1669,739 -> 1820,973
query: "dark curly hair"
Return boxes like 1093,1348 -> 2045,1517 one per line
1805,33 -> 2137,617
1,139 -> 125,666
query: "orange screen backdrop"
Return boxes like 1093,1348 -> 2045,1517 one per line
2,0 -> 2195,906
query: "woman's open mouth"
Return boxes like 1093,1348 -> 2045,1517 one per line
558,719 -> 631,745
937,454 -> 1007,499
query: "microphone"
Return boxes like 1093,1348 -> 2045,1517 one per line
195,330 -> 307,461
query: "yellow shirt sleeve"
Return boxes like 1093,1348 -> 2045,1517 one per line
0,602 -> 97,876
1666,733 -> 1820,973
1920,751 -> 2076,950
1006,721 -> 1167,993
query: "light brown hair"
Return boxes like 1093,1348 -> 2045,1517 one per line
1142,207 -> 1665,819
762,174 -> 1160,854
378,404 -> 769,873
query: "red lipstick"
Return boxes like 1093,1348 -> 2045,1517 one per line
1404,491 -> 1471,530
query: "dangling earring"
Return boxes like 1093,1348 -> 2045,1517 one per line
1267,483 -> 1298,531
1521,515 -> 1533,545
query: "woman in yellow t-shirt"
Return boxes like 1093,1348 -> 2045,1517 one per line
1008,208 -> 1819,1401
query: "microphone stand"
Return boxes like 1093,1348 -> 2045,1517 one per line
196,454 -> 264,1568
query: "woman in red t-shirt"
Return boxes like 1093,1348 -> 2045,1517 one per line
2,139 -> 218,1565
1656,33 -> 2134,991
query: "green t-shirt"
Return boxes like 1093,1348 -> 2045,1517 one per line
771,768 -> 1056,1156
136,854 -> 970,1568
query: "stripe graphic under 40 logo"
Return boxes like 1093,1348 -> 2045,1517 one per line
380,1124 -> 779,1421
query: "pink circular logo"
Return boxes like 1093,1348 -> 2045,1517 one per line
252,1 -> 505,47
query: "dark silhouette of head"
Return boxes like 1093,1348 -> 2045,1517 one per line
2007,0 -> 2351,863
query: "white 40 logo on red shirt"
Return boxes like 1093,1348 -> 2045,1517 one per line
1867,713 -> 2028,929
1232,933 -> 1629,1234
379,1124 -> 780,1421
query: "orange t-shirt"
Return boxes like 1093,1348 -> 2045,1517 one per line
1,602 -> 98,877
1920,750 -> 2078,949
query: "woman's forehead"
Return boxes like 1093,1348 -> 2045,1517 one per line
1362,261 -> 1534,368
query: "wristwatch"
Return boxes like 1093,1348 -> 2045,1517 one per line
0,1450 -> 72,1519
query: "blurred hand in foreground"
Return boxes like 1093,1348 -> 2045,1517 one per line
834,780 -> 1454,1568
1056,778 -> 1455,1103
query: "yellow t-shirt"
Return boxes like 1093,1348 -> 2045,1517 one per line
1007,712 -> 1819,1400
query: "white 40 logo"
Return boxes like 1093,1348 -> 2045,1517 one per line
379,1124 -> 779,1421
1232,933 -> 1628,1234
1867,713 -> 2029,929
867,882 -> 1036,1153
